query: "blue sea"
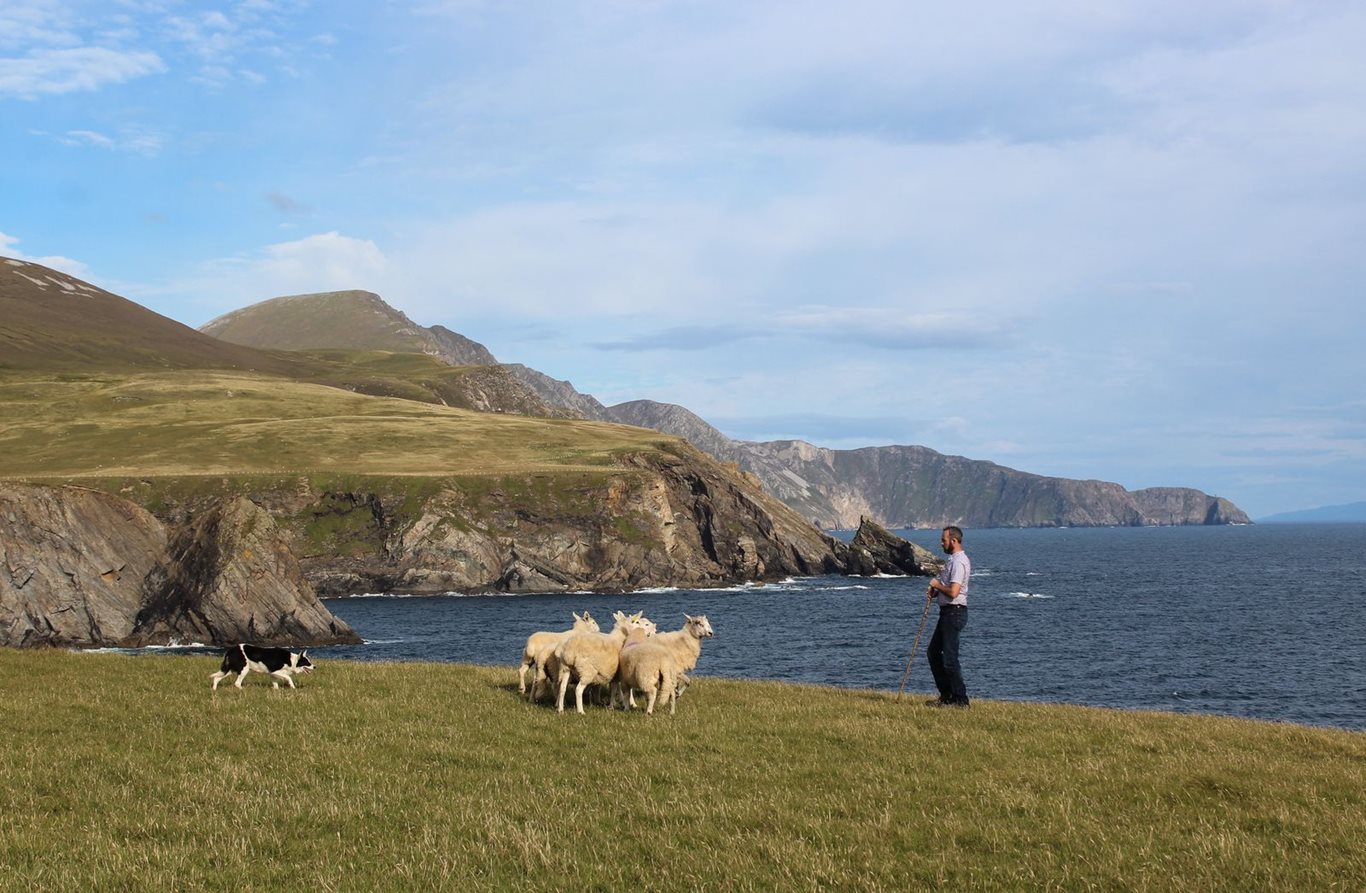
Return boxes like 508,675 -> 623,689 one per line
309,523 -> 1365,731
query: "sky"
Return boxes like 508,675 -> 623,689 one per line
3,1 -> 1364,519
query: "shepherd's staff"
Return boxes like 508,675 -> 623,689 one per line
895,588 -> 934,702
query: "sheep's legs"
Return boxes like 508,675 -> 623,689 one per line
661,669 -> 677,715
555,669 -> 571,713
574,680 -> 591,714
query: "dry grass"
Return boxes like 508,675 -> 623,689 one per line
0,371 -> 668,478
1,649 -> 1361,891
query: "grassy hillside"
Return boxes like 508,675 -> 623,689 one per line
0,649 -> 1361,891
0,370 -> 665,479
200,289 -> 456,354
0,259 -> 302,375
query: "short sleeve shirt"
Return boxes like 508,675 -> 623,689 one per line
935,550 -> 971,607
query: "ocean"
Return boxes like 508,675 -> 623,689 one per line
308,522 -> 1366,731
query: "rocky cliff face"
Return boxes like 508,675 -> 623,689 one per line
0,483 -> 359,648
529,392 -> 1253,529
1,483 -> 165,646
298,444 -> 849,597
128,497 -> 359,647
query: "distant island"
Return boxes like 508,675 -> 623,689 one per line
1258,501 -> 1366,524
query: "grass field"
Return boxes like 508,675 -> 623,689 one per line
0,370 -> 668,478
1,649 -> 1361,891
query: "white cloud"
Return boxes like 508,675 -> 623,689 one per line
0,46 -> 164,97
144,233 -> 390,323
0,231 -> 89,276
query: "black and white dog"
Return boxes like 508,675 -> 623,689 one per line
210,644 -> 314,690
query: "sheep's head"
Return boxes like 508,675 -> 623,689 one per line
685,614 -> 714,638
629,611 -> 657,635
572,611 -> 600,633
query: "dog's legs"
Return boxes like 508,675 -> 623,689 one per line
234,667 -> 251,688
210,671 -> 228,690
270,670 -> 296,689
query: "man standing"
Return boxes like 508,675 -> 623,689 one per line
926,525 -> 971,707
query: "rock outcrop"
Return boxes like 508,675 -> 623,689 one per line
0,483 -> 359,648
1,483 -> 166,647
845,517 -> 943,577
128,497 -> 359,647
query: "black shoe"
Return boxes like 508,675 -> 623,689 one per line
945,700 -> 971,709
924,697 -> 948,708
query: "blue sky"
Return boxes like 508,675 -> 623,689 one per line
3,1 -> 1364,518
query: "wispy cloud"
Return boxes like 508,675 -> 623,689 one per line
36,126 -> 164,155
594,325 -> 761,352
0,46 -> 163,98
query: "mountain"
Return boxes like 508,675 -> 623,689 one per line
1,257 -> 301,374
1,257 -> 858,640
189,284 -> 1251,529
600,400 -> 1250,528
201,290 -> 497,366
1258,501 -> 1366,523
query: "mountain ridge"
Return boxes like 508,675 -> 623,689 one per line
192,286 -> 1250,529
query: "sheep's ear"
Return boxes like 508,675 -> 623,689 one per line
573,611 -> 583,621
685,613 -> 694,622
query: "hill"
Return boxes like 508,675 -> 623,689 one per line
1259,500 -> 1366,523
1,257 -> 301,374
200,289 -> 496,366
203,287 -> 1249,529
0,258 -> 852,627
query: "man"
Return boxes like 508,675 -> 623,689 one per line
926,525 -> 971,707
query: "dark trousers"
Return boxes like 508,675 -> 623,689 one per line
928,605 -> 969,705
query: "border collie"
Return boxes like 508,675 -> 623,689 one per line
211,644 -> 314,690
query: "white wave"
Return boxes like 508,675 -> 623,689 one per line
1007,591 -> 1053,599
81,641 -> 212,654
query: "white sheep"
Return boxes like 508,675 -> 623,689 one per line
554,610 -> 653,714
613,636 -> 680,715
518,611 -> 599,696
648,614 -> 714,698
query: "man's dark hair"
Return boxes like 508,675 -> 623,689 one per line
943,525 -> 964,544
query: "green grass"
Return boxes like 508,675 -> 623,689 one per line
1,650 -> 1361,891
0,370 -> 671,478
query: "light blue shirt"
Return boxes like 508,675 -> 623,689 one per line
936,550 -> 971,606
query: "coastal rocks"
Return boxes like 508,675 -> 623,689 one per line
0,483 -> 165,647
128,497 -> 360,647
288,443 -> 848,595
846,517 -> 942,577
0,483 -> 358,649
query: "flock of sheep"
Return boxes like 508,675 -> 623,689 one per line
517,610 -> 715,715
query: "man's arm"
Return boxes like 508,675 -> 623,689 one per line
928,579 -> 961,599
